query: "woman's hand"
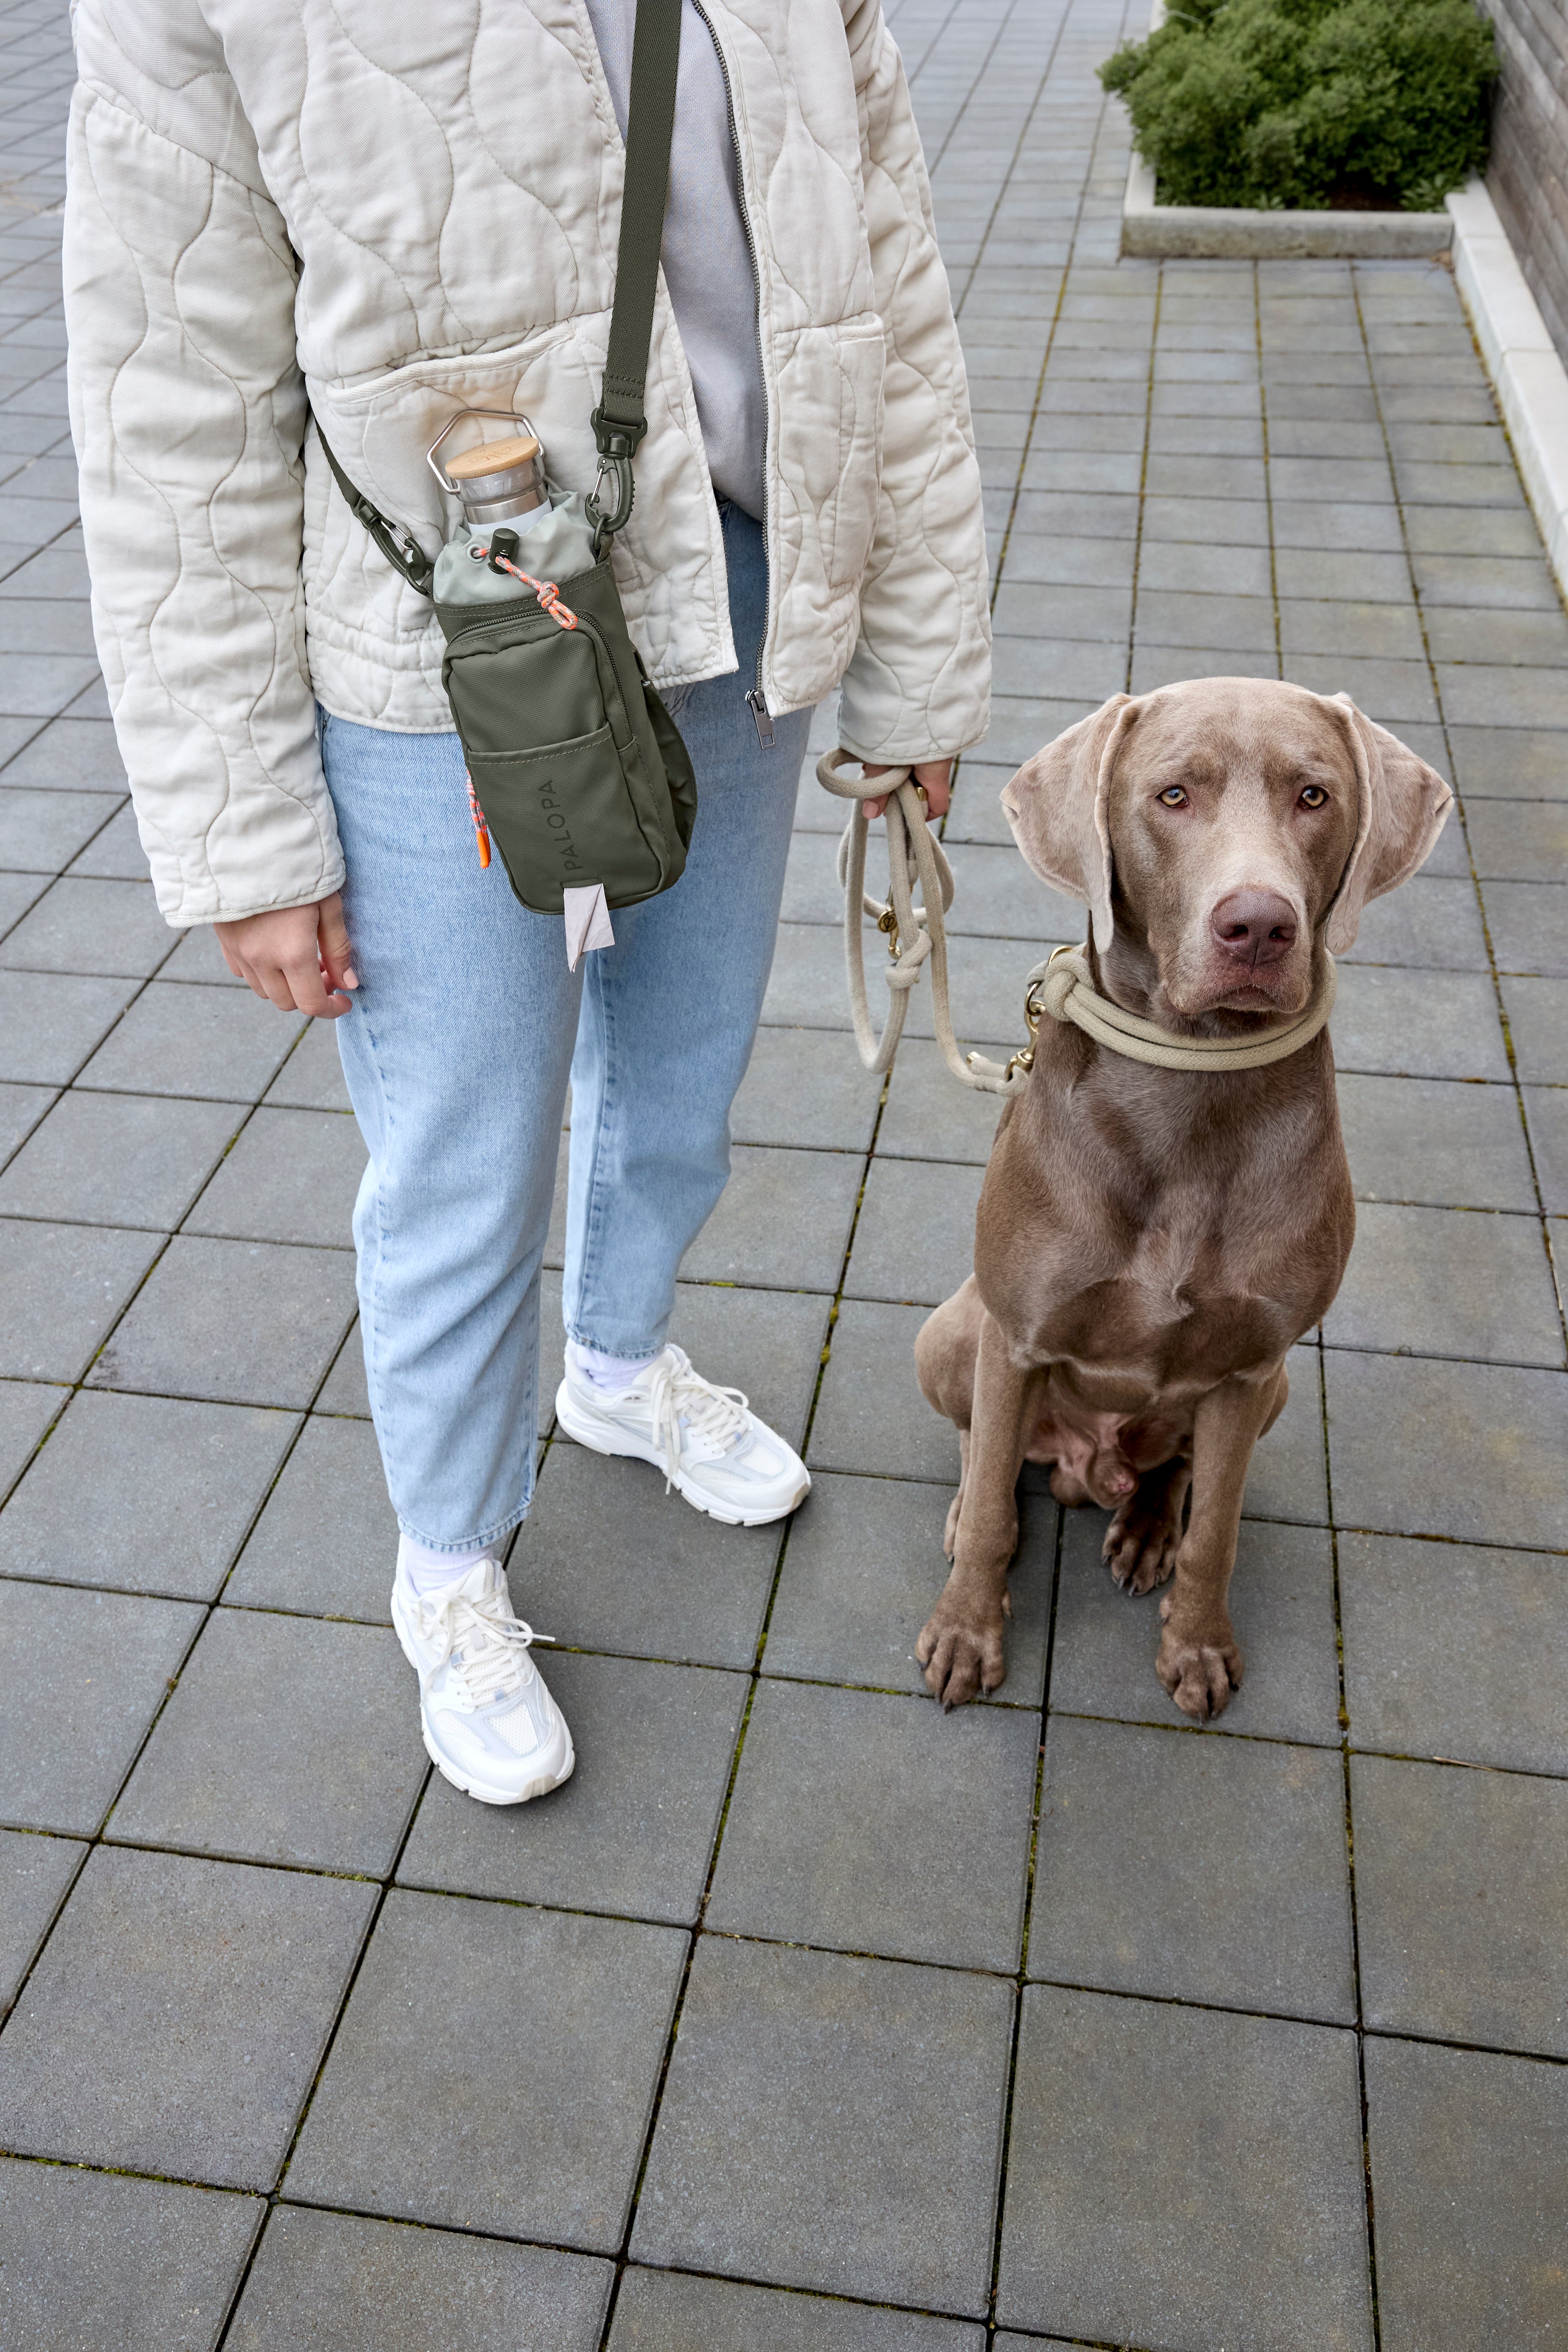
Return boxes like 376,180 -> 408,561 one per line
214,891 -> 358,1018
861,757 -> 953,823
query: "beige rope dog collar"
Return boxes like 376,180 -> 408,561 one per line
818,750 -> 1338,1095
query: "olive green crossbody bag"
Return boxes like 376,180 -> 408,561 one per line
318,0 -> 697,922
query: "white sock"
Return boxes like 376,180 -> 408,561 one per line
568,1339 -> 655,1393
397,1532 -> 498,1598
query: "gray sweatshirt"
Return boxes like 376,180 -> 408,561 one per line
585,0 -> 767,521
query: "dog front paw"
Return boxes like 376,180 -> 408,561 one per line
1155,1600 -> 1243,1718
1103,1498 -> 1181,1594
917,1587 -> 1007,1710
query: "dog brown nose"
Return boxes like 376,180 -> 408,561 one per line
1210,889 -> 1298,967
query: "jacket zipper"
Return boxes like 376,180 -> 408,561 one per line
689,0 -> 775,749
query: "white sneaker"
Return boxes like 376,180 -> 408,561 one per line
391,1555 -> 574,1806
554,1343 -> 810,1527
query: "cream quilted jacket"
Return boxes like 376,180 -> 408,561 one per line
63,0 -> 991,928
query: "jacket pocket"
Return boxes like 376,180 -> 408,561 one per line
825,324 -> 886,596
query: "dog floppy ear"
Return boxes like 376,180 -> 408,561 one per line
1323,695 -> 1453,953
1001,694 -> 1136,953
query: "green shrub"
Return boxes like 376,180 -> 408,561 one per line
1098,0 -> 1496,212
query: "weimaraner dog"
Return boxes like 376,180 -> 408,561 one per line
915,677 -> 1451,1716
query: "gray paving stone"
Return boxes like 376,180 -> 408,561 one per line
1051,1509 -> 1341,1746
807,1298 -> 961,1482
226,2206 -> 612,2352
0,1375 -> 61,1491
0,1078 -> 53,1165
1030,1714 -> 1354,2018
1339,871 -> 1488,970
315,1315 -> 372,1418
1284,651 -> 1437,722
1272,497 -> 1405,552
1412,549 -> 1560,609
0,1577 -> 200,1833
399,1651 -> 744,1923
1351,1752 -> 1568,2055
0,966 -> 138,1082
157,921 -> 250,983
0,1828 -> 83,2016
226,1412 -> 395,1621
1426,603 -> 1568,668
1480,877 -> 1568,976
1366,2036 -> 1568,2350
1135,585 -> 1276,652
64,796 -> 147,877
710,1676 -> 1036,1968
944,841 -> 1082,940
729,1024 -> 881,1152
1280,597 -> 1424,662
608,2271 -> 985,2352
631,1937 -> 1011,2315
1137,536 -> 1274,596
112,1607 -> 420,1873
766,1468 -> 1054,1707
991,578 -> 1134,642
1341,1531 -> 1567,1773
78,979 -> 304,1101
0,783 -> 118,870
0,867 -> 47,935
990,632 -> 1127,702
0,1214 -> 160,1380
1324,1201 -> 1564,1367
1336,1072 -> 1537,1210
186,1105 -> 365,1248
677,1142 -> 861,1292
289,1889 -> 685,2248
261,1014 -> 354,1111
0,874 -> 171,976
1446,722 -> 1568,799
1330,965 -> 1511,1080
0,1845 -> 374,2189
0,649 -> 97,716
661,1276 -> 833,1453
0,1087 -> 239,1228
1522,1084 -> 1568,1213
0,2157 -> 263,2352
0,1388 -> 297,1599
1439,661 -> 1568,729
844,1157 -> 983,1308
87,1234 -> 359,1408
1467,797 -> 1568,880
511,1439 -> 780,1668
1501,976 -> 1568,1081
1325,1348 -> 1568,1549
878,1038 -> 1004,1164
997,1986 -> 1372,2350
1132,643 -> 1279,693
992,530 -> 1139,588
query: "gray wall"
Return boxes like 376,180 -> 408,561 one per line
1480,0 -> 1568,363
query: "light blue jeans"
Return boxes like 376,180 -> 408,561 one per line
322,506 -> 810,1551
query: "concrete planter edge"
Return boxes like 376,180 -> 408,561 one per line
1119,151 -> 1452,260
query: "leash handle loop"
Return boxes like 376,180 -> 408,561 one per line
816,748 -> 1030,1099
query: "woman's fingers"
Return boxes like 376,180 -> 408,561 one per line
317,891 -> 358,997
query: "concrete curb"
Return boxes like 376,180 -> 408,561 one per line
1446,177 -> 1568,600
1120,150 -> 1452,260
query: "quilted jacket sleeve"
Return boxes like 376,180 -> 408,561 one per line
64,13 -> 340,928
834,0 -> 991,768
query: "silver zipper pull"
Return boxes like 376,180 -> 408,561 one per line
746,686 -> 776,749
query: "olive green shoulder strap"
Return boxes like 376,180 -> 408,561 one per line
586,0 -> 683,538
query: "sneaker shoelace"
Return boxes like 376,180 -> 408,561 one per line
645,1355 -> 750,1491
417,1585 -> 551,1709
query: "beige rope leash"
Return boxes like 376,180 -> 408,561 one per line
818,749 -> 1339,1092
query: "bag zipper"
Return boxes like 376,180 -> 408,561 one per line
690,0 -> 775,750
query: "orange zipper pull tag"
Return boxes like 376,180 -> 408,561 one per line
466,772 -> 492,869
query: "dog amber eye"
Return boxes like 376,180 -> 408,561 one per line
1299,785 -> 1328,808
1158,787 -> 1187,807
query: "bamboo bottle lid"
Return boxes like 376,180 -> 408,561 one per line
444,434 -> 541,481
